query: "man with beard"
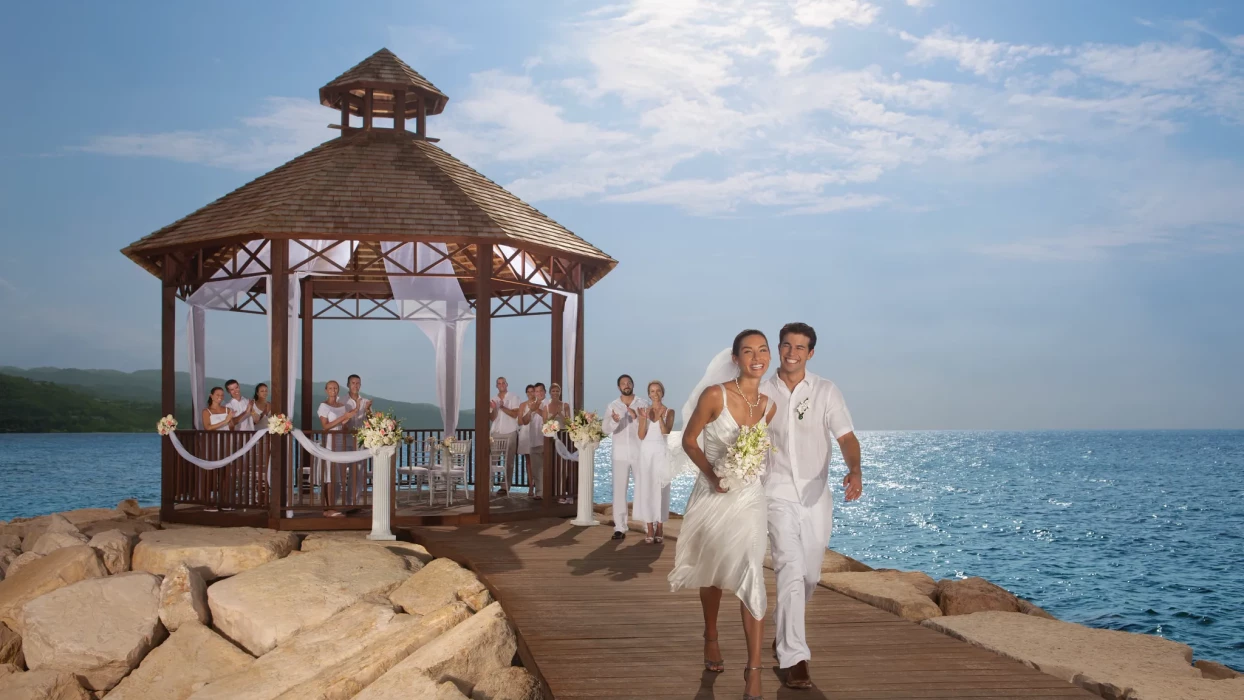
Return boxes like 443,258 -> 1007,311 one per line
601,374 -> 650,539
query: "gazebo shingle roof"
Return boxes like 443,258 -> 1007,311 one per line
320,48 -> 449,116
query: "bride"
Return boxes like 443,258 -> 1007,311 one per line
668,330 -> 776,700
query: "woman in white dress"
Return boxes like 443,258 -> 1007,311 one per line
317,380 -> 358,518
634,380 -> 673,544
542,384 -> 573,503
249,383 -> 271,425
200,387 -> 233,512
668,330 -> 776,700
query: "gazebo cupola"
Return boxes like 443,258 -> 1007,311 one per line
319,48 -> 449,137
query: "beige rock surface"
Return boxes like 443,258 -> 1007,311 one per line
115,500 -> 144,518
299,533 -> 433,569
0,668 -> 91,700
819,571 -> 942,621
18,512 -> 125,551
390,558 -> 489,615
79,519 -> 156,540
437,681 -> 472,699
6,553 -> 45,579
937,576 -> 1021,616
132,527 -> 298,580
105,622 -> 253,700
1195,660 -> 1241,680
0,547 -> 108,632
351,672 -> 469,700
0,548 -> 21,577
0,534 -> 22,551
470,667 -> 542,700
30,532 -> 91,558
1,620 -> 24,668
820,549 -> 873,574
86,530 -> 133,575
189,603 -> 408,700
362,602 -> 515,697
0,661 -> 16,679
207,545 -> 411,655
159,563 -> 210,632
20,572 -> 166,691
925,611 -> 1244,700
1017,598 -> 1057,619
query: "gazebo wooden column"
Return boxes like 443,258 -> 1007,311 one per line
473,243 -> 494,522
300,277 -> 314,431
160,254 -> 177,522
269,239 -> 290,528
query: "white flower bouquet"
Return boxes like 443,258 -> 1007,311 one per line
541,420 -> 561,437
267,413 -> 293,435
715,422 -> 772,491
566,410 -> 604,446
441,435 -> 456,449
156,415 -> 178,436
356,411 -> 403,448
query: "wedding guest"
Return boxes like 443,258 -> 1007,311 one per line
489,376 -> 521,496
224,379 -> 254,432
517,385 -> 538,496
201,387 -> 231,512
543,383 -> 573,503
317,380 -> 357,518
249,383 -> 271,424
635,380 -> 673,544
602,374 -> 650,539
342,374 -> 372,504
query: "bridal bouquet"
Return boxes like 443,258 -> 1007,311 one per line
541,420 -> 561,437
356,411 -> 403,448
566,410 -> 604,446
156,415 -> 178,436
715,423 -> 772,491
267,413 -> 293,435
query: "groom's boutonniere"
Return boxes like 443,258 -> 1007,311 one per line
796,398 -> 811,421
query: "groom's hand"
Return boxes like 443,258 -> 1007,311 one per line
842,472 -> 862,501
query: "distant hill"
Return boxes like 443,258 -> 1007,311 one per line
0,374 -> 160,432
0,367 -> 472,432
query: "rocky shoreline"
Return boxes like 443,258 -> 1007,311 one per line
0,502 -> 538,700
598,504 -> 1243,700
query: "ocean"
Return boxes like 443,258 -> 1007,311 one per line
2,430 -> 1241,670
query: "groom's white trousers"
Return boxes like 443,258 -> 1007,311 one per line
611,458 -> 635,533
768,495 -> 833,668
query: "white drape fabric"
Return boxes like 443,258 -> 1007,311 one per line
554,439 -> 578,461
167,429 -> 268,470
167,428 -> 373,471
561,294 -> 578,410
662,348 -> 737,487
289,429 -> 374,462
188,307 -> 206,428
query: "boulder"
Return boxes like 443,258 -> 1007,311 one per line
20,572 -> 166,691
30,532 -> 91,557
132,527 -> 299,581
1,548 -> 22,577
87,530 -> 133,575
0,547 -> 108,633
390,558 -> 490,615
6,553 -> 45,579
79,519 -> 156,540
820,549 -> 873,573
1,621 -> 24,668
207,545 -> 412,656
116,500 -> 144,518
470,667 -> 542,700
936,577 -> 1021,616
159,563 -> 210,632
21,516 -> 80,553
1196,660 -> 1241,680
1017,598 -> 1057,619
18,511 -> 125,551
0,668 -> 91,700
924,611 -> 1244,700
299,533 -> 433,569
0,661 -> 16,679
0,534 -> 22,551
352,672 -> 469,700
360,602 -> 515,697
819,571 -> 942,621
268,603 -> 474,700
105,622 -> 253,700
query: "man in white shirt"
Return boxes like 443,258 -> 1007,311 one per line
224,379 -> 254,432
600,374 -> 650,540
342,374 -> 372,504
762,322 -> 863,690
489,377 -> 522,495
519,383 -> 548,499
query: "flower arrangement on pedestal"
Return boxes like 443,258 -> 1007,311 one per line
156,415 -> 178,435
267,413 -> 293,435
566,410 -> 604,446
356,411 -> 403,448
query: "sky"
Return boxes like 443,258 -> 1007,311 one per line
2,0 -> 1243,430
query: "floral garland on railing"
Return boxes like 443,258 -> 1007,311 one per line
267,413 -> 293,435
441,435 -> 457,449
157,415 -> 178,436
541,420 -> 561,437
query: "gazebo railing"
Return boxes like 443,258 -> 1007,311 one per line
169,430 -> 271,510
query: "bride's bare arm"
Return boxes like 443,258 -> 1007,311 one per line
682,386 -> 726,491
637,411 -> 648,439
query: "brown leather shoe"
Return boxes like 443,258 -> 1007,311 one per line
783,660 -> 812,689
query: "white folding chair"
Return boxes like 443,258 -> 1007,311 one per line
489,436 -> 510,494
430,438 -> 469,506
396,437 -> 432,496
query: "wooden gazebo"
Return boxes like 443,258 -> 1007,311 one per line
122,49 -> 615,530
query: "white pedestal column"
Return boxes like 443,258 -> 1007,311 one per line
367,444 -> 397,541
570,440 -> 600,526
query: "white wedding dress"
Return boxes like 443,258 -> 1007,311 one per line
668,385 -> 769,620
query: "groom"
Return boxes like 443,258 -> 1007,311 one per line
762,322 -> 863,689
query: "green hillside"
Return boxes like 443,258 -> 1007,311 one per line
0,374 -> 160,432
0,367 -> 473,433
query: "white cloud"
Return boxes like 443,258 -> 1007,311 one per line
900,29 -> 1065,78
793,0 -> 880,29
905,0 -> 934,7
1071,42 -> 1221,90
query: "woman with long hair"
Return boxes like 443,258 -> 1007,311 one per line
316,380 -> 357,518
249,383 -> 271,425
634,380 -> 673,544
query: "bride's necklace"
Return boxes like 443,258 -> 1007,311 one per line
733,377 -> 762,419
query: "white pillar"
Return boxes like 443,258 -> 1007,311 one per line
570,440 -> 600,527
367,445 -> 397,540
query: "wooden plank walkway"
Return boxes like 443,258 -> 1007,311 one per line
407,519 -> 1098,700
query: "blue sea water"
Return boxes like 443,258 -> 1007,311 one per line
2,430 -> 1241,670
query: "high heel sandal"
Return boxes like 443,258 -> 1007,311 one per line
703,635 -> 725,673
743,665 -> 764,700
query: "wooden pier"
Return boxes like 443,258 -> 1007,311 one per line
408,518 -> 1098,700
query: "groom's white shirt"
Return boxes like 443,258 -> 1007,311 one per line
602,397 -> 650,465
762,372 -> 854,508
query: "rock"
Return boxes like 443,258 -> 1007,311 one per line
159,563 -> 209,632
1196,659 -> 1241,680
924,611 -> 1244,700
0,668 -> 91,700
20,572 -> 166,691
18,511 -> 125,552
132,527 -> 299,581
470,667 -> 542,700
207,546 -> 412,656
819,571 -> 942,621
6,553 -> 45,579
0,661 -> 16,679
21,516 -> 80,553
936,577 -> 1021,616
0,534 -> 22,551
116,500 -> 144,518
1017,598 -> 1057,619
1,621 -> 24,668
299,533 -> 433,569
30,532 -> 91,557
352,672 -> 469,700
79,519 -> 156,540
105,622 -> 253,700
390,559 -> 489,615
87,530 -> 133,576
361,602 -> 516,697
268,603 -> 473,700
820,549 -> 873,573
0,547 -> 108,633
437,681 -> 472,699
1,547 -> 22,575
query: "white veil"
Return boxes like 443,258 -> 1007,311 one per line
662,348 -> 737,486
